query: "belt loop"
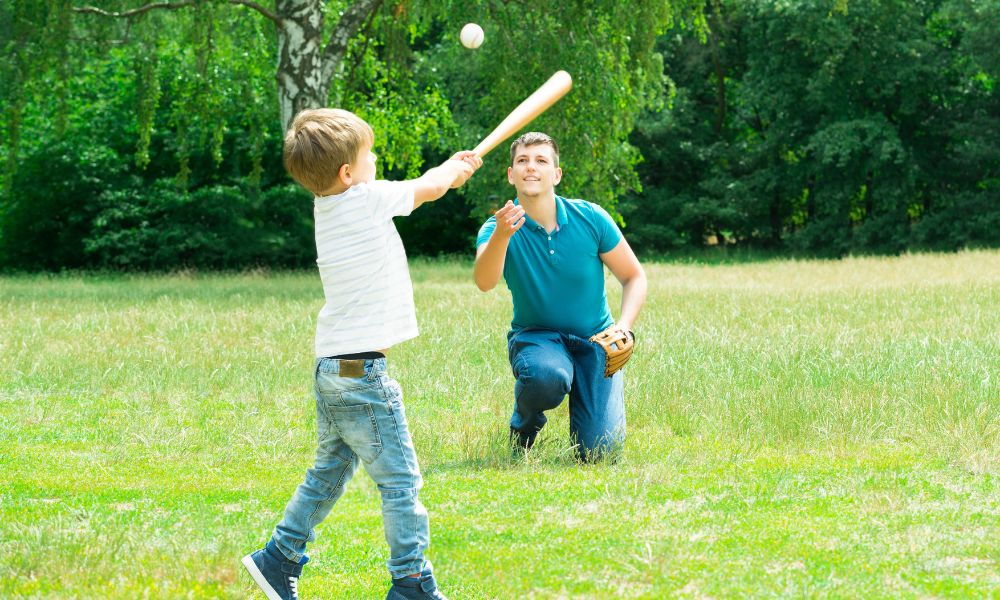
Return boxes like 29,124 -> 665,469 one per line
366,359 -> 379,382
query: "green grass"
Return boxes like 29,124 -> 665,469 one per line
2,251 -> 999,598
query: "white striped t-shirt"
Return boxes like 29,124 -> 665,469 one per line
313,180 -> 417,357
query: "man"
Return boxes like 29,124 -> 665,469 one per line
473,132 -> 647,460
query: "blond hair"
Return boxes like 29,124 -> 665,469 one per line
283,108 -> 374,195
510,132 -> 560,168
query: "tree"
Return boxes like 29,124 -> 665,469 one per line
623,0 -> 1000,255
73,0 -> 383,131
425,0 -> 707,220
2,1 -> 710,269
100,0 -> 711,215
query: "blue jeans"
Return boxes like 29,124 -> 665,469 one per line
271,357 -> 429,579
507,328 -> 626,458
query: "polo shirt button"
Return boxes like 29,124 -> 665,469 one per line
549,250 -> 555,254
547,236 -> 551,240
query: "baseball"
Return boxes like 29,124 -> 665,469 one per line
460,23 -> 484,49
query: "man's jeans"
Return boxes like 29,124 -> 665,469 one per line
271,357 -> 428,579
507,328 -> 626,458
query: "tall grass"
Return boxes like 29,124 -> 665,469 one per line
1,251 -> 998,598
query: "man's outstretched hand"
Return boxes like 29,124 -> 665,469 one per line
494,200 -> 526,239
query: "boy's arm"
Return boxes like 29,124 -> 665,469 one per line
473,200 -> 525,291
411,151 -> 482,209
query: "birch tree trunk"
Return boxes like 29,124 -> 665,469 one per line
275,0 -> 383,131
276,0 -> 325,131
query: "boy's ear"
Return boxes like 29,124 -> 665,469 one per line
553,167 -> 562,186
339,163 -> 353,186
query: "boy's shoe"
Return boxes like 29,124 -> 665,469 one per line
242,541 -> 308,600
385,568 -> 448,600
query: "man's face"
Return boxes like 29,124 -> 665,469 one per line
508,143 -> 561,198
350,142 -> 377,184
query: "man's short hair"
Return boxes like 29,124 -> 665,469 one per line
284,108 -> 374,195
510,132 -> 559,168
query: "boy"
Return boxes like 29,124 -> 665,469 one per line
242,108 -> 481,600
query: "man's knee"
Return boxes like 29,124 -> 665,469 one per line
516,362 -> 572,409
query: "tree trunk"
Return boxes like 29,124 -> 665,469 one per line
276,0 -> 327,132
864,170 -> 873,219
770,187 -> 782,246
707,0 -> 727,136
805,175 -> 816,222
275,0 -> 383,132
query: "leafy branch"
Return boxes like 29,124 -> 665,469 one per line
73,0 -> 282,25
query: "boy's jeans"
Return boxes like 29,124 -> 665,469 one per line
508,328 -> 626,458
271,357 -> 429,580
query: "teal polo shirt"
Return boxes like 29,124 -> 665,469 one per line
476,196 -> 623,339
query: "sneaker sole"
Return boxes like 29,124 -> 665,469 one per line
241,554 -> 283,600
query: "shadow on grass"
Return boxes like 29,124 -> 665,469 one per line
424,425 -> 627,475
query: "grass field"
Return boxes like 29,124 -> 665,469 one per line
2,251 -> 999,599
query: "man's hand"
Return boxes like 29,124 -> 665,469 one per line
612,322 -> 634,338
493,200 -> 526,239
448,151 -> 483,188
473,200 -> 525,291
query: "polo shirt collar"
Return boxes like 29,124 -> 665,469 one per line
513,196 -> 568,230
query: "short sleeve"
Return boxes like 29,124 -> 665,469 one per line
590,203 -> 623,254
366,180 -> 415,222
476,216 -> 498,249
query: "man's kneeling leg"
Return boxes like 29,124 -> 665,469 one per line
568,340 -> 626,460
507,329 -> 574,446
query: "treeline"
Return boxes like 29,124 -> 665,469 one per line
1,1 -> 997,271
620,0 -> 1000,256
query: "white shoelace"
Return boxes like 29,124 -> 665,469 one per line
289,576 -> 299,598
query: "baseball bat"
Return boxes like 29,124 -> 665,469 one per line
473,70 -> 573,158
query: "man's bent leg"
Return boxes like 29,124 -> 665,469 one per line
507,329 -> 574,442
566,333 -> 626,460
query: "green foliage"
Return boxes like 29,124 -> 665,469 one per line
425,1 -> 706,220
2,1 -> 712,269
1,141 -> 128,270
83,181 -> 313,270
339,34 -> 457,180
2,0 -> 997,269
0,25 -> 297,270
1,130 -> 314,271
624,0 -> 1000,256
394,192 -> 483,256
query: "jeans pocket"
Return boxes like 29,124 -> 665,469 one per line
330,403 -> 384,463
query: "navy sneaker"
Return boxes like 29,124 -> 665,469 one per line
242,541 -> 308,600
385,568 -> 448,600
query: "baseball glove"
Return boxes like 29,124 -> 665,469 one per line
589,326 -> 635,377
